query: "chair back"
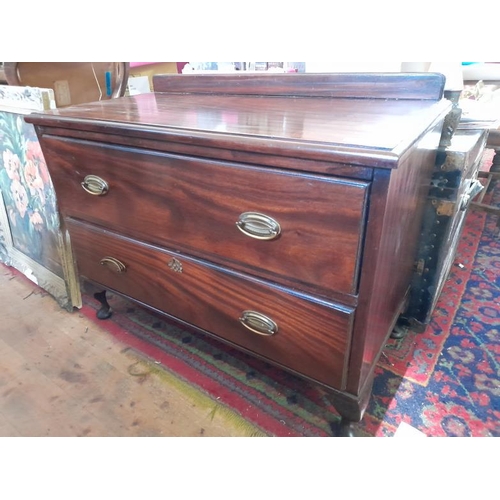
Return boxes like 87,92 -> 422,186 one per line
4,62 -> 129,107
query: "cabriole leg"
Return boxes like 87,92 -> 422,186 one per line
337,418 -> 356,437
94,290 -> 112,319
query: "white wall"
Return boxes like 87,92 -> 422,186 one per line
305,62 -> 403,72
305,61 -> 464,90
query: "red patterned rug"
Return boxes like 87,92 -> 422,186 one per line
381,207 -> 487,386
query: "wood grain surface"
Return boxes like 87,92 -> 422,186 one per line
66,219 -> 353,389
40,135 -> 369,299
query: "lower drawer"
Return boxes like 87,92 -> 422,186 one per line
66,219 -> 354,389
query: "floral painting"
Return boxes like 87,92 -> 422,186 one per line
0,111 -> 62,272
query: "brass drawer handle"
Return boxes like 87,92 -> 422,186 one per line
460,179 -> 484,211
100,256 -> 126,273
239,310 -> 278,336
235,212 -> 281,240
81,175 -> 109,196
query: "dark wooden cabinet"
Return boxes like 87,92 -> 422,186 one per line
26,73 -> 451,434
404,128 -> 488,329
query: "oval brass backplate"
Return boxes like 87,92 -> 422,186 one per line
99,256 -> 126,273
81,175 -> 109,196
239,310 -> 278,336
235,212 -> 281,240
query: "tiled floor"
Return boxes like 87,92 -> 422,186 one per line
0,266 -> 264,437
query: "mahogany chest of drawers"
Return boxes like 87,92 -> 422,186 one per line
26,73 -> 451,435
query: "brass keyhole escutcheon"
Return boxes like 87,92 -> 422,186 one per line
168,257 -> 183,273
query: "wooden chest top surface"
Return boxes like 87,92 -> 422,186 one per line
29,92 -> 446,150
26,73 -> 451,168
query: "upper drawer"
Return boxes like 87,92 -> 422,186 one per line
66,219 -> 353,389
41,136 -> 369,297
